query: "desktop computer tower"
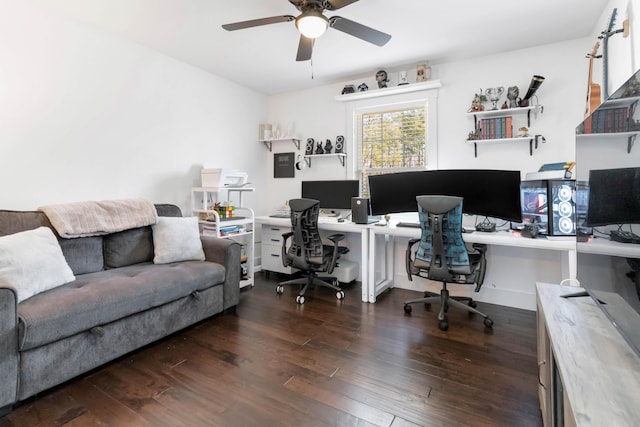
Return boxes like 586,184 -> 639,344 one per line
520,179 -> 577,236
351,197 -> 370,224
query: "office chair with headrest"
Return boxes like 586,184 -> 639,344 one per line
404,195 -> 493,331
276,198 -> 348,304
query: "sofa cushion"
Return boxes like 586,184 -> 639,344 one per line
58,236 -> 105,275
17,260 -> 226,351
152,217 -> 205,264
0,209 -> 104,275
0,227 -> 75,303
103,227 -> 154,268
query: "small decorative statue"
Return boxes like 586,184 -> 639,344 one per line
507,86 -> 519,108
467,129 -> 481,140
324,139 -> 332,154
518,126 -> 530,137
357,82 -> 369,92
468,90 -> 487,112
315,141 -> 324,154
501,101 -> 508,109
341,85 -> 355,95
376,70 -> 389,89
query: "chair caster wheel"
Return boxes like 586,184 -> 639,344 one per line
276,285 -> 284,295
468,300 -> 477,308
404,304 -> 412,314
439,320 -> 449,331
336,291 -> 345,300
296,295 -> 305,304
484,317 -> 493,328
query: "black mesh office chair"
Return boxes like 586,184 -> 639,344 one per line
404,195 -> 493,331
276,198 -> 348,304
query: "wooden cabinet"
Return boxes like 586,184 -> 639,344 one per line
536,282 -> 640,426
192,187 -> 255,288
466,105 -> 543,157
260,224 -> 293,275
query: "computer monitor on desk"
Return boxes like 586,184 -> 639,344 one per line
368,169 -> 522,230
301,180 -> 360,217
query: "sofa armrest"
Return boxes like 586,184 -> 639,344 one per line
0,279 -> 18,411
200,236 -> 241,310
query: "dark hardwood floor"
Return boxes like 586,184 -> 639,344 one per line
1,272 -> 542,427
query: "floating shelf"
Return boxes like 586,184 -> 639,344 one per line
334,80 -> 442,102
260,138 -> 300,152
466,136 -> 544,157
303,153 -> 347,167
577,131 -> 639,153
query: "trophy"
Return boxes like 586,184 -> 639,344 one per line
486,87 -> 504,110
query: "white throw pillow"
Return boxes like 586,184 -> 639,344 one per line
0,227 -> 76,303
152,216 -> 205,264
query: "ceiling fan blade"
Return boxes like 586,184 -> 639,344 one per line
325,0 -> 360,10
296,35 -> 314,61
329,16 -> 391,46
222,15 -> 295,31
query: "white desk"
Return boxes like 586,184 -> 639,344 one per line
255,216 -> 373,302
578,236 -> 640,258
256,216 -> 579,304
369,222 -> 577,303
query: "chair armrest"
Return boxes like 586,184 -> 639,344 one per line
470,243 -> 488,292
325,233 -> 346,274
200,236 -> 241,310
405,238 -> 420,281
0,279 -> 18,410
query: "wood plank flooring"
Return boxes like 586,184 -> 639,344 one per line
0,273 -> 542,427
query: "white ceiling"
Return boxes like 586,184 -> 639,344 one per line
34,0 -> 608,95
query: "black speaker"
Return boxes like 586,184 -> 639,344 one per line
335,135 -> 344,153
305,138 -> 314,155
351,197 -> 370,224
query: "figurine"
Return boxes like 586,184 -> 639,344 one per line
357,82 -> 369,92
518,126 -> 529,137
376,70 -> 389,89
315,142 -> 324,154
341,85 -> 355,95
324,139 -> 332,154
468,90 -> 487,112
501,101 -> 508,109
507,86 -> 519,108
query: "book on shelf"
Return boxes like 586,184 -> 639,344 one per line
477,116 -> 513,139
524,161 -> 575,180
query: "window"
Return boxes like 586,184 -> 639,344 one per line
356,102 -> 430,196
342,86 -> 439,197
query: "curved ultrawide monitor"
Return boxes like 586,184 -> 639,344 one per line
368,169 -> 522,222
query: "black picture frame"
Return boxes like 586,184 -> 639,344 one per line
274,152 -> 295,178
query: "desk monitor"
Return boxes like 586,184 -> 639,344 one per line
301,180 -> 360,211
368,169 -> 522,223
586,167 -> 640,227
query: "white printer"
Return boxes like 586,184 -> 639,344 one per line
201,168 -> 249,188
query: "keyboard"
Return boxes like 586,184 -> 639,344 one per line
396,222 -> 421,228
610,230 -> 640,244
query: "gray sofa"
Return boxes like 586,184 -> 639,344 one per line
0,204 -> 240,416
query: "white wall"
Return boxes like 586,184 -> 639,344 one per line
265,37 -> 592,309
0,1 -> 268,215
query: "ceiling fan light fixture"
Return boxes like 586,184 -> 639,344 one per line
296,10 -> 328,38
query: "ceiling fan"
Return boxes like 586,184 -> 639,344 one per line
222,0 -> 391,61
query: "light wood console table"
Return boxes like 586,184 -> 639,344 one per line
536,282 -> 640,426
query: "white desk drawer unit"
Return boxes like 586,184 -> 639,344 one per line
261,225 -> 293,274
